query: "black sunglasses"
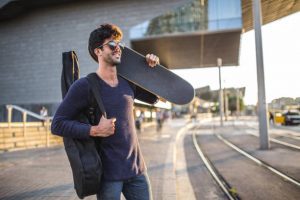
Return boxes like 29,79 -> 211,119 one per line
98,41 -> 125,51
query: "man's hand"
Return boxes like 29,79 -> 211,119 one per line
89,116 -> 116,137
146,54 -> 160,68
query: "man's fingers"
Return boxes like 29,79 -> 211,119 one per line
149,54 -> 154,60
100,116 -> 116,122
149,54 -> 155,63
110,118 -> 116,130
153,56 -> 159,64
110,118 -> 116,133
92,116 -> 117,137
149,54 -> 158,62
146,54 -> 152,63
146,54 -> 159,67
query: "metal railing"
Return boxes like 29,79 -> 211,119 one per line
5,104 -> 53,147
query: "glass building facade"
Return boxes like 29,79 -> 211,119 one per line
130,0 -> 242,39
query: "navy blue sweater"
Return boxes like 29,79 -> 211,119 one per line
51,75 -> 157,181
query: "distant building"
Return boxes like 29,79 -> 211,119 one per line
269,97 -> 300,111
1,0 -> 299,120
0,0 -> 188,121
195,86 -> 245,102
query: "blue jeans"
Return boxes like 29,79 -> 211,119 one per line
97,173 -> 152,200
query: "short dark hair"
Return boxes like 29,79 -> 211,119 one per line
88,23 -> 123,62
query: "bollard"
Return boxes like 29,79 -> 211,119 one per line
23,112 -> 27,136
45,118 -> 50,147
23,112 -> 27,149
6,105 -> 12,128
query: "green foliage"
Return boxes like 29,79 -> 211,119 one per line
228,95 -> 244,112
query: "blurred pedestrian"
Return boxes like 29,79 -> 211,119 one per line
135,111 -> 144,133
40,106 -> 48,126
269,112 -> 274,124
156,109 -> 163,131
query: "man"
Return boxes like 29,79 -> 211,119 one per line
40,106 -> 48,126
51,24 -> 159,200
156,109 -> 163,131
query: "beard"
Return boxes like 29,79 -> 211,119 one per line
112,57 -> 121,65
104,52 -> 121,66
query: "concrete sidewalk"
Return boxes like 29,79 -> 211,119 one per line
0,118 -> 189,200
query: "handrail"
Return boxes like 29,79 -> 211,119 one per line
5,104 -> 54,147
6,104 -> 53,121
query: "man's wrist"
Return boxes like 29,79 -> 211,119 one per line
89,126 -> 96,136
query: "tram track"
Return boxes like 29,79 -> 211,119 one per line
229,121 -> 300,150
176,126 -> 229,200
239,126 -> 300,150
271,133 -> 300,141
215,133 -> 300,187
190,121 -> 300,199
245,129 -> 300,150
210,122 -> 300,187
192,131 -> 240,200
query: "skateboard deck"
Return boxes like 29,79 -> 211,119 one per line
117,47 -> 195,105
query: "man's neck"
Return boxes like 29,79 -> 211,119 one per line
96,63 -> 118,87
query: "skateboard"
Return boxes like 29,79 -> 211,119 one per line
117,47 -> 195,105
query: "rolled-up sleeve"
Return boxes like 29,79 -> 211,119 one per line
51,78 -> 91,139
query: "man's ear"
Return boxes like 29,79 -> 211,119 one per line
94,48 -> 101,56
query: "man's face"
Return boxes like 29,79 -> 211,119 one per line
99,37 -> 124,65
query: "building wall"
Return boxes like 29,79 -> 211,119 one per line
0,0 -> 189,106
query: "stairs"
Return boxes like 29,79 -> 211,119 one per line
0,122 -> 62,152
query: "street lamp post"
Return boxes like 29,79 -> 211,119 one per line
217,58 -> 224,126
253,0 -> 269,149
236,88 -> 240,118
224,88 -> 228,121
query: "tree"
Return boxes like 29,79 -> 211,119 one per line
228,96 -> 244,114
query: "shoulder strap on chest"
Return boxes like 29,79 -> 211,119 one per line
86,73 -> 107,118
